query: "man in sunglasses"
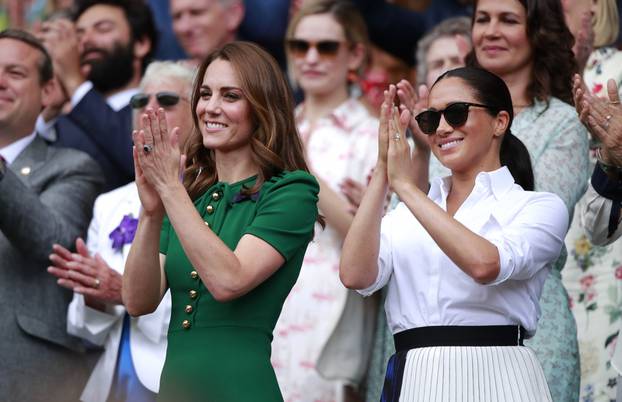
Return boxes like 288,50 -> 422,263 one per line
37,0 -> 158,192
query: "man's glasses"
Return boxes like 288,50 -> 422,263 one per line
129,91 -> 186,109
286,39 -> 344,58
415,102 -> 495,135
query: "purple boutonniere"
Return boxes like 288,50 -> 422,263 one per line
231,191 -> 260,204
109,214 -> 139,252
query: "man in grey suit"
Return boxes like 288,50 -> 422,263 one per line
0,29 -> 104,401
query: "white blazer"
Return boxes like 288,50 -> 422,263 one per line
66,182 -> 171,402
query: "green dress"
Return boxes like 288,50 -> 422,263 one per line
157,170 -> 319,402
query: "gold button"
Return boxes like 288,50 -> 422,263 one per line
190,270 -> 198,279
206,205 -> 214,214
189,290 -> 197,299
185,305 -> 193,314
182,319 -> 191,329
212,192 -> 221,201
204,221 -> 210,227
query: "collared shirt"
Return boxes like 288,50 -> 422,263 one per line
36,81 -> 139,141
0,131 -> 36,164
359,167 -> 569,336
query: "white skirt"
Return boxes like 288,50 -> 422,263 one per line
382,346 -> 552,402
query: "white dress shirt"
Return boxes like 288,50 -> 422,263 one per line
67,182 -> 171,402
359,167 -> 569,337
0,131 -> 36,164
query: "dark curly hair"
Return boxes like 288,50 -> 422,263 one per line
467,0 -> 577,105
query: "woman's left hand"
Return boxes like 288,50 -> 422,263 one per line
385,98 -> 415,194
133,108 -> 184,194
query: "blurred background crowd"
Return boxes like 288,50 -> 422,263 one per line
2,0 -> 622,401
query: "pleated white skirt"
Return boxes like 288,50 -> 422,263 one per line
387,346 -> 552,402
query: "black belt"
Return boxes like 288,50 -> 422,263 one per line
394,325 -> 526,352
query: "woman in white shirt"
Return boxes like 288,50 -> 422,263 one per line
340,67 -> 568,402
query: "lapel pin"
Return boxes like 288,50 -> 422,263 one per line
20,166 -> 31,176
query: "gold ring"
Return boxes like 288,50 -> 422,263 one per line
610,101 -> 621,104
93,278 -> 100,289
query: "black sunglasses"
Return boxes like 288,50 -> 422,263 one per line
415,102 -> 495,135
286,39 -> 343,58
129,91 -> 186,109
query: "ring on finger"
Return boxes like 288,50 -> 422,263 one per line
604,114 -> 613,130
610,101 -> 621,105
93,278 -> 100,289
393,132 -> 401,141
143,144 -> 153,153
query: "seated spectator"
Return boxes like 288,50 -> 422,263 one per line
170,0 -> 244,65
38,0 -> 157,191
0,29 -> 103,401
271,1 -> 379,401
47,61 -> 195,402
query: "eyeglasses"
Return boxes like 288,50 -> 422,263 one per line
129,91 -> 187,109
286,39 -> 344,58
415,102 -> 495,135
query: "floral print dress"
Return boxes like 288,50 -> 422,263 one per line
272,98 -> 379,402
560,47 -> 622,402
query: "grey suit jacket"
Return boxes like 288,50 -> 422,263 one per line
0,136 -> 104,402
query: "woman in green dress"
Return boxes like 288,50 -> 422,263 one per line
122,41 -> 320,402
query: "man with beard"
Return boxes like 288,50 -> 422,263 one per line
38,0 -> 157,191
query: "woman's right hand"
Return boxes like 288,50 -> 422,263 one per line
396,79 -> 430,153
132,141 -> 164,218
378,85 -> 398,170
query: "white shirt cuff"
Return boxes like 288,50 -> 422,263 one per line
70,81 -> 94,108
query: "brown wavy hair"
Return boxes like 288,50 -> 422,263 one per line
468,0 -> 578,105
183,41 -> 310,199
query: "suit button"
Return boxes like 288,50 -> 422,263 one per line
206,205 -> 214,214
189,290 -> 198,299
190,270 -> 198,279
212,192 -> 221,201
182,320 -> 191,329
185,305 -> 193,314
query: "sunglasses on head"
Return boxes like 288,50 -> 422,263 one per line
129,91 -> 185,109
415,102 -> 495,135
286,39 -> 344,58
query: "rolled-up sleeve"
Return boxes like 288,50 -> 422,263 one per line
486,192 -> 569,285
357,210 -> 395,296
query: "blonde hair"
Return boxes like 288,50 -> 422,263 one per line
593,0 -> 619,48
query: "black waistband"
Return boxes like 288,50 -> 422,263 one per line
393,325 -> 526,352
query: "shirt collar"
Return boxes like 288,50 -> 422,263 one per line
107,87 -> 140,111
0,131 -> 37,165
428,166 -> 516,202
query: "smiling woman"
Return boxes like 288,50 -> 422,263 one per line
122,41 -> 320,402
340,67 -> 567,402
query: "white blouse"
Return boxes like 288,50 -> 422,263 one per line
359,167 -> 569,337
